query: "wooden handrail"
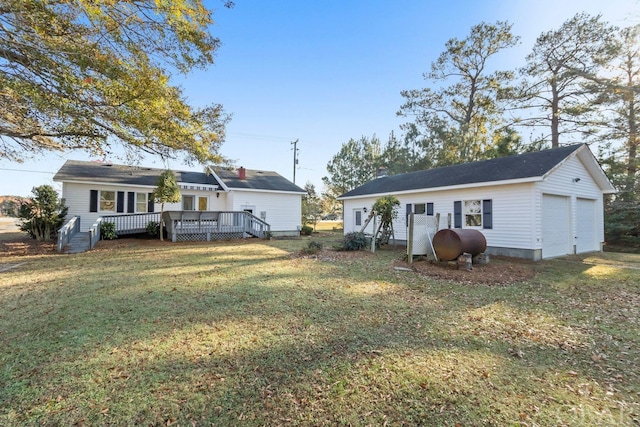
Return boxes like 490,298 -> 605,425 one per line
57,216 -> 80,253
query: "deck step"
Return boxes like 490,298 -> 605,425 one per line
65,232 -> 90,254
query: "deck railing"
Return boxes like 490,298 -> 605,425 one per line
102,212 -> 161,235
57,216 -> 80,253
162,211 -> 271,241
88,217 -> 103,250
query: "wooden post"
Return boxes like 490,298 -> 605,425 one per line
371,213 -> 376,253
407,212 -> 414,265
390,222 -> 396,247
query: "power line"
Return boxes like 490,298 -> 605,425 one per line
0,167 -> 54,174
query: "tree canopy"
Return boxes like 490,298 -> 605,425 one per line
0,0 -> 230,163
518,13 -> 616,148
398,21 -> 519,165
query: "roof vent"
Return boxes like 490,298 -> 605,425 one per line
238,166 -> 246,180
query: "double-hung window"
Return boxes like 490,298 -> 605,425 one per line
99,191 -> 115,212
454,199 -> 492,229
136,193 -> 147,213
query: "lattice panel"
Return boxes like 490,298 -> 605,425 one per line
410,214 -> 439,256
175,232 -> 244,242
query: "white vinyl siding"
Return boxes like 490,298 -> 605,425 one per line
59,182 -> 301,233
343,183 -> 534,250
62,182 -> 159,232
340,148 -> 608,260
227,190 -> 302,232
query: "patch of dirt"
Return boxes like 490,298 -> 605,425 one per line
295,247 -> 536,285
0,237 -> 56,256
394,256 -> 537,285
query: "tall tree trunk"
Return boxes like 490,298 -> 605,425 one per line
551,79 -> 560,148
626,97 -> 638,198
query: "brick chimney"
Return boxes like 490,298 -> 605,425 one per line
238,166 -> 246,180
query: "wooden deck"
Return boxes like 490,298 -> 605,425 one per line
57,211 -> 271,253
162,211 -> 270,241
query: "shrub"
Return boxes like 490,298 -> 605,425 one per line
301,240 -> 323,255
340,231 -> 368,251
301,225 -> 313,236
18,185 -> 68,241
100,222 -> 117,240
146,221 -> 160,237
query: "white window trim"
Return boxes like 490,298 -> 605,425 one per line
182,195 -> 195,211
463,200 -> 483,229
136,192 -> 147,213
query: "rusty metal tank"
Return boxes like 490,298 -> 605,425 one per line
432,229 -> 487,261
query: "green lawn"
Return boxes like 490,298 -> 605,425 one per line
1,235 -> 639,426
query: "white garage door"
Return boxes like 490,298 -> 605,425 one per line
542,194 -> 571,258
576,198 -> 598,253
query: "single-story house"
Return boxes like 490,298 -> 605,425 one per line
53,160 -> 306,236
338,144 -> 617,260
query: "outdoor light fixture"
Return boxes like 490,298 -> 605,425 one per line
216,192 -> 220,198
363,207 -> 368,213
573,177 -> 581,183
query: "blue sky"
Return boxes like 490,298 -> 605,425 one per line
0,0 -> 637,197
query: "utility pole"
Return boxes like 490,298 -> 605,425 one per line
291,139 -> 299,184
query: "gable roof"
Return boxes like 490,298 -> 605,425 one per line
339,144 -> 615,199
53,160 -> 305,194
211,168 -> 306,193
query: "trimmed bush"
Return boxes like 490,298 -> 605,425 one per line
340,231 -> 368,251
301,225 -> 313,236
146,221 -> 160,237
100,222 -> 117,240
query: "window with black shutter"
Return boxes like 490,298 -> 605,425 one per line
116,191 -> 125,213
482,199 -> 493,229
453,201 -> 462,228
127,192 -> 135,213
89,190 -> 98,213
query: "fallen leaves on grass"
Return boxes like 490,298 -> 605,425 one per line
0,238 -> 55,255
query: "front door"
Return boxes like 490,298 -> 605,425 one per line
353,209 -> 363,230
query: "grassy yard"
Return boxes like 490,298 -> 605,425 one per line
1,232 -> 639,426
312,220 -> 343,232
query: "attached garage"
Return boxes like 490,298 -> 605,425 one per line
542,194 -> 571,258
576,198 -> 598,253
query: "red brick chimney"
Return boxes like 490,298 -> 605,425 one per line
238,166 -> 246,180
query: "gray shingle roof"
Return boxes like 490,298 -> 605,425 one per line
339,144 -> 584,198
214,169 -> 306,193
53,160 -> 304,193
